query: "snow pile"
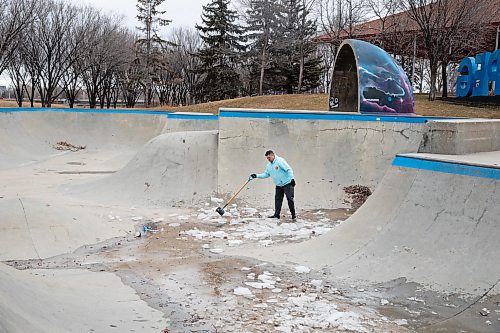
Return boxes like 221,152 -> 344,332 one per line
274,295 -> 367,333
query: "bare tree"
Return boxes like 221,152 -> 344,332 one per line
403,0 -> 490,100
366,0 -> 401,48
7,52 -> 28,106
24,0 -> 84,107
0,0 -> 38,76
316,42 -> 335,93
78,9 -> 130,109
316,0 -> 367,57
153,27 -> 202,106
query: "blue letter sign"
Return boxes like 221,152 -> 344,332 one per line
456,50 -> 500,98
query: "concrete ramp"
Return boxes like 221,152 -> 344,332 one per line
231,153 -> 500,296
0,198 -> 139,261
74,130 -> 219,207
0,110 -> 168,169
0,263 -> 166,332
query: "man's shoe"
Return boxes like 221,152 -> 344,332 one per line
268,214 -> 280,219
291,215 -> 296,220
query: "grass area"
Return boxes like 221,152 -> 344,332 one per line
0,100 -> 67,108
153,94 -> 329,114
1,94 -> 498,119
157,94 -> 499,119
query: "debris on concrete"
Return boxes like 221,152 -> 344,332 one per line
53,141 -> 86,152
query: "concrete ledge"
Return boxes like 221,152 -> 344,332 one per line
419,119 -> 500,155
164,112 -> 219,132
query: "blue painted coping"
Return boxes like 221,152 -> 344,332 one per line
0,107 -> 171,116
392,155 -> 500,180
219,110 -> 451,124
167,114 -> 218,120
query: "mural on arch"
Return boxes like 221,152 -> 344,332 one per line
329,39 -> 414,114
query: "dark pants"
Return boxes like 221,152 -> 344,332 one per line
275,183 -> 295,217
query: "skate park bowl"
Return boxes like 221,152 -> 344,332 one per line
1,106 -> 500,332
329,39 -> 414,114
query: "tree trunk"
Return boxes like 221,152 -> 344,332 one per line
429,62 -> 438,101
298,55 -> 304,93
259,47 -> 266,95
419,60 -> 424,94
441,62 -> 448,98
259,62 -> 265,96
89,93 -> 97,109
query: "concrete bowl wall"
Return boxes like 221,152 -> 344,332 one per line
217,109 -> 429,209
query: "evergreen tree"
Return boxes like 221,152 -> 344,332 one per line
245,0 -> 283,95
136,0 -> 171,106
274,0 -> 323,93
195,0 -> 245,102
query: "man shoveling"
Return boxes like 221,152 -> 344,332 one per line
249,150 -> 296,220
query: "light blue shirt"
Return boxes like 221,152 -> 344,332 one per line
256,155 -> 294,187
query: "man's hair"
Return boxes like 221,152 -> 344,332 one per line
265,150 -> 274,156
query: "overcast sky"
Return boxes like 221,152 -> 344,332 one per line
1,0 -> 212,86
75,0 -> 211,31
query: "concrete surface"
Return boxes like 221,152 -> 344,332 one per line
1,107 -> 499,332
0,263 -> 166,332
227,158 -> 500,296
217,108 -> 427,209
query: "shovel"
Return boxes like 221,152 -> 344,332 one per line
216,179 -> 250,216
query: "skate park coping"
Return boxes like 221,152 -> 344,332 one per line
0,107 -> 171,116
167,112 -> 218,120
218,108 -> 452,124
392,152 -> 500,180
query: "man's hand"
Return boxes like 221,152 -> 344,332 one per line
249,174 -> 257,181
291,179 -> 296,187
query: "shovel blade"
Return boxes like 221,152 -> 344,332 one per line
216,207 -> 225,216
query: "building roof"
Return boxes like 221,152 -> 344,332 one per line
317,0 -> 500,60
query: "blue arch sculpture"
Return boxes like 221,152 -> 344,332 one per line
329,39 -> 414,114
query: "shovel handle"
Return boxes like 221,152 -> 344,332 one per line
222,179 -> 250,209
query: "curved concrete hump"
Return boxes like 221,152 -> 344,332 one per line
329,39 -> 414,114
73,130 -> 219,207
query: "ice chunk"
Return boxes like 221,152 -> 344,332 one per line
211,197 -> 224,203
234,287 -> 254,299
295,266 -> 311,274
311,280 -> 323,288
